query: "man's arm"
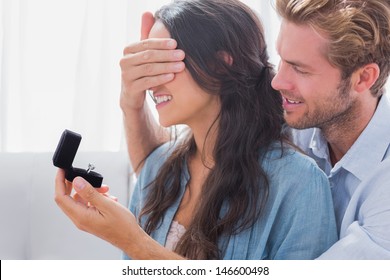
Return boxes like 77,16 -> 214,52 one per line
120,12 -> 185,174
121,102 -> 170,174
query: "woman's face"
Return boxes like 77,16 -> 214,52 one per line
148,21 -> 221,132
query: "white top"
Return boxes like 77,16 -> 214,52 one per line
165,220 -> 186,251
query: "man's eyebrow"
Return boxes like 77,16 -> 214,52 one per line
284,58 -> 317,72
285,59 -> 311,69
275,44 -> 316,72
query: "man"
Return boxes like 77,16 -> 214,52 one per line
270,0 -> 390,259
119,0 -> 390,259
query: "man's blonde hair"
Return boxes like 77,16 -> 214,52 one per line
276,0 -> 390,97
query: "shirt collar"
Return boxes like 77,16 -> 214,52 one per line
342,93 -> 390,180
309,128 -> 329,158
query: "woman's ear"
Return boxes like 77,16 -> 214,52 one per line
352,63 -> 380,94
217,51 -> 233,66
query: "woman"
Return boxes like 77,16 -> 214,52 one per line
125,0 -> 337,259
55,0 -> 337,260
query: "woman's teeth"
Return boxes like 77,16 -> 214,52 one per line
154,95 -> 172,105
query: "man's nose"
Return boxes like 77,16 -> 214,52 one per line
271,63 -> 294,92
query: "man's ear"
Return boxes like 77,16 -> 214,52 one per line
352,63 -> 380,93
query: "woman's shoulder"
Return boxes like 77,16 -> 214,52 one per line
262,141 -> 329,191
263,141 -> 318,168
133,140 -> 180,194
147,141 -> 177,161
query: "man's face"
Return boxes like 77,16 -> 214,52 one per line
271,20 -> 356,130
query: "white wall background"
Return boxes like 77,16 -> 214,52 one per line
0,0 -> 387,152
0,0 -> 282,152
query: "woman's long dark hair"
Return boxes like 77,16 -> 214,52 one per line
139,0 -> 285,259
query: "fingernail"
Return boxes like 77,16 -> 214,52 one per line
173,50 -> 184,59
167,40 -> 176,48
74,177 -> 86,191
163,73 -> 174,80
173,62 -> 183,71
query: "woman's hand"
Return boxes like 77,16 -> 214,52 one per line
54,169 -> 183,259
71,183 -> 118,206
55,169 -> 142,251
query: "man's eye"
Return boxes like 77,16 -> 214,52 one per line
292,65 -> 308,75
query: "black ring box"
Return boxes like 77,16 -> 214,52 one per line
53,129 -> 103,188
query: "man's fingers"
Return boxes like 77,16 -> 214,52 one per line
141,12 -> 155,40
121,60 -> 184,82
120,51 -> 185,80
125,73 -> 175,94
123,39 -> 180,57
